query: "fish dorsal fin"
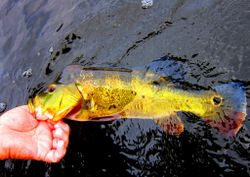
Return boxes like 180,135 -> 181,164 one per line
82,66 -> 132,73
132,69 -> 175,88
59,65 -> 175,87
154,113 -> 184,135
57,65 -> 83,84
57,65 -> 133,84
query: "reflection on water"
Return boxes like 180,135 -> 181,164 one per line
0,0 -> 250,176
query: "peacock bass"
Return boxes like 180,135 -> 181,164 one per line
28,65 -> 247,136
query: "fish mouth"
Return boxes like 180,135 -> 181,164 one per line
28,96 -> 55,120
206,111 -> 246,137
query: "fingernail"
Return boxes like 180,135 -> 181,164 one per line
55,128 -> 63,136
58,140 -> 64,147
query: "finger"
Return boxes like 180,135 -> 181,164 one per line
44,140 -> 67,163
18,105 -> 30,111
54,121 -> 70,133
52,139 -> 58,149
47,122 -> 55,130
0,105 -> 38,131
35,114 -> 49,121
53,128 -> 69,143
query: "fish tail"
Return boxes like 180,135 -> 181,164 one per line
203,82 -> 247,136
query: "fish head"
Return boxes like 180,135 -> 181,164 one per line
202,82 -> 247,136
28,83 -> 83,121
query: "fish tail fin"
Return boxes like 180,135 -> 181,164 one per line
203,82 -> 247,136
204,112 -> 246,137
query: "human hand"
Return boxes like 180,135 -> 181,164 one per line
0,105 -> 70,163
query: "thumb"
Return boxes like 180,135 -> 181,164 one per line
0,105 -> 38,132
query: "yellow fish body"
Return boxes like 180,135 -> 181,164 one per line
28,65 -> 247,136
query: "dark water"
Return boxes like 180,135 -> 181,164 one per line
1,0 -> 250,176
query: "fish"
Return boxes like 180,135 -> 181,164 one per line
28,65 -> 247,136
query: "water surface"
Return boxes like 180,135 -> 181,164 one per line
0,0 -> 250,176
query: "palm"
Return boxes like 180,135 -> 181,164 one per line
0,105 -> 69,162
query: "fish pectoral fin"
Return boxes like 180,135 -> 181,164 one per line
154,113 -> 184,135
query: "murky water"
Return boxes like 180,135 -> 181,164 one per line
0,0 -> 250,176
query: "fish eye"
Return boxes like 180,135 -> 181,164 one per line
211,95 -> 222,106
48,84 -> 56,92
